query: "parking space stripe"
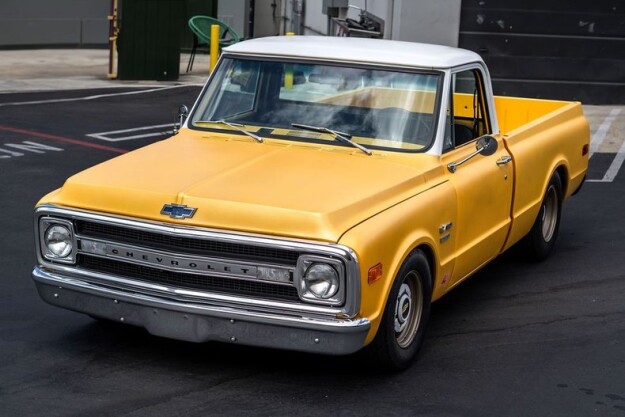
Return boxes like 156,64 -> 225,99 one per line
0,84 -> 201,107
0,125 -> 127,154
87,124 -> 173,142
603,139 -> 625,182
589,108 -> 621,159
587,140 -> 625,183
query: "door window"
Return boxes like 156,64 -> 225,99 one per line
443,69 -> 491,152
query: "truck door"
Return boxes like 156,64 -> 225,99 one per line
440,68 -> 514,284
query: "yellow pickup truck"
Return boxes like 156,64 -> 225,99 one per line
33,37 -> 589,370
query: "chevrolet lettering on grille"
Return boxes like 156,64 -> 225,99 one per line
80,239 -> 265,280
161,203 -> 197,219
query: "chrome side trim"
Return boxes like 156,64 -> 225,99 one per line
35,204 -> 361,317
438,222 -> 453,234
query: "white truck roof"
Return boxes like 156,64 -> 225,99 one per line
224,36 -> 483,70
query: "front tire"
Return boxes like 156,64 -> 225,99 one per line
522,171 -> 563,261
366,250 -> 432,371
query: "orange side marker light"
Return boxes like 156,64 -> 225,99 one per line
368,263 -> 383,285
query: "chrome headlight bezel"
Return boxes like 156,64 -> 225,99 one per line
295,255 -> 345,306
39,218 -> 76,264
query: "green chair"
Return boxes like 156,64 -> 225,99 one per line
186,15 -> 241,72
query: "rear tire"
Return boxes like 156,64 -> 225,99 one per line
522,171 -> 563,261
365,249 -> 432,371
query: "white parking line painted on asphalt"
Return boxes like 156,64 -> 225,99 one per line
0,141 -> 63,159
587,139 -> 625,183
87,124 -> 174,142
0,84 -> 202,108
585,107 -> 625,183
589,108 -> 621,159
603,139 -> 625,182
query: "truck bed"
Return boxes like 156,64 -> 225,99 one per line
495,96 -> 579,134
495,96 -> 590,250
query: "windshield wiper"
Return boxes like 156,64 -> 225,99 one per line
195,120 -> 263,143
291,123 -> 372,156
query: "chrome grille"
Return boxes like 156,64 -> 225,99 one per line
79,255 -> 300,301
36,205 -> 361,317
73,220 -> 303,302
75,220 -> 300,264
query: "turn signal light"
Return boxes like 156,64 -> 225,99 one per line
368,263 -> 383,285
582,144 -> 589,156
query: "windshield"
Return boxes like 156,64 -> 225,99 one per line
190,57 -> 442,152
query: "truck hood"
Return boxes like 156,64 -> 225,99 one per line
47,133 -> 435,242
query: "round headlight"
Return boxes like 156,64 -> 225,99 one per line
44,225 -> 73,258
304,263 -> 339,299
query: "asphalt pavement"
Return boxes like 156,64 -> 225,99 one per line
1,50 -> 624,416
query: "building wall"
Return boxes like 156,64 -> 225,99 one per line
391,0 -> 461,46
458,0 -> 625,104
217,0 -> 247,38
0,0 -> 461,47
0,0 -> 220,49
273,0 -> 460,45
253,0 -> 283,37
0,0 -> 110,47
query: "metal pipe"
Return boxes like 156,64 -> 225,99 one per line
292,0 -> 304,35
282,0 -> 287,34
388,0 -> 395,40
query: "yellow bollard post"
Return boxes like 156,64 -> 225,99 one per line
284,32 -> 295,89
107,0 -> 119,79
210,24 -> 220,72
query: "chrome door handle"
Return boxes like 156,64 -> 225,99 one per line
496,155 -> 512,166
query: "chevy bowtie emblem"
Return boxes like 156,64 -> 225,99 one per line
161,204 -> 197,219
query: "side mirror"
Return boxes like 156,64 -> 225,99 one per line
447,135 -> 499,173
476,135 -> 498,156
173,104 -> 189,135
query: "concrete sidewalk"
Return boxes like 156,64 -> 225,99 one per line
0,49 -> 210,92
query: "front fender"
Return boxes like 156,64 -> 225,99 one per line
338,181 -> 458,345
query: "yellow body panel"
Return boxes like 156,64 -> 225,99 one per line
439,134 -> 514,285
343,97 -> 588,340
338,173 -> 457,343
495,98 -> 590,249
43,132 -> 431,242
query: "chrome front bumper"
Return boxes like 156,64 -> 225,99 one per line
33,266 -> 370,355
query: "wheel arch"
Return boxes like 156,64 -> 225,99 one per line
350,232 -> 441,346
336,181 -> 455,345
554,164 -> 568,198
377,239 -> 438,325
410,243 -> 436,290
